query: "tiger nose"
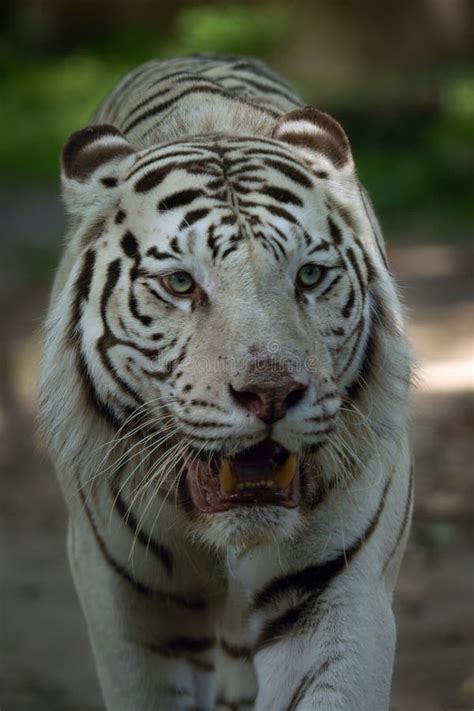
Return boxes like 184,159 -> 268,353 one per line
229,378 -> 308,424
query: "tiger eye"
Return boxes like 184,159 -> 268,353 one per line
163,271 -> 195,295
296,264 -> 322,289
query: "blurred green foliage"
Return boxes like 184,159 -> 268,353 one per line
1,2 -> 472,237
353,76 -> 474,233
0,4 -> 289,182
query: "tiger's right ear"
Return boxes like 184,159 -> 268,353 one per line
60,124 -> 135,217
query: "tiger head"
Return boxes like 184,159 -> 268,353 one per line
49,108 -> 403,549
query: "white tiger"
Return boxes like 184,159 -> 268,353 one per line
39,54 -> 413,711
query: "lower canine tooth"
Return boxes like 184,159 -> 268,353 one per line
219,459 -> 237,493
273,453 -> 298,489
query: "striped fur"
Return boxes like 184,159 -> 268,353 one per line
40,55 -> 412,711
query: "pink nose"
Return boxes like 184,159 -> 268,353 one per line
229,377 -> 308,424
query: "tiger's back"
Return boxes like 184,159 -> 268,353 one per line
95,55 -> 302,148
40,54 -> 412,711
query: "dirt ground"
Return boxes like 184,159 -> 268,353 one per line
1,190 -> 473,711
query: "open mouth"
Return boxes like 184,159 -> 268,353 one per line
184,439 -> 300,513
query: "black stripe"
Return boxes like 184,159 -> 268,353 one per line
176,415 -> 232,429
220,213 -> 237,226
134,157 -> 220,193
146,337 -> 190,381
252,473 -> 393,611
109,477 -> 174,577
286,666 -> 313,711
227,161 -> 263,177
135,164 -> 178,193
220,638 -> 252,660
341,285 -> 355,318
180,207 -> 210,229
128,289 -> 152,326
271,224 -> 288,242
263,235 -> 282,261
104,62 -> 159,121
243,145 -> 313,163
319,273 -> 342,299
147,635 -> 215,674
101,176 -> 117,188
128,149 -> 207,181
125,86 -> 278,133
69,248 -> 96,338
231,59 -> 297,89
382,462 -> 414,574
143,284 -> 172,306
343,330 -> 374,400
286,655 -> 343,711
189,398 -> 227,412
264,204 -> 298,225
269,233 -> 288,259
158,189 -> 203,212
120,233 -> 155,326
207,225 -> 220,260
169,236 -> 182,254
100,259 -> 121,321
96,261 -> 143,403
78,486 -> 206,610
337,316 -> 366,381
344,298 -> 378,401
345,246 -> 366,294
262,185 -> 303,207
255,598 -> 309,651
147,247 -> 176,261
123,74 -> 223,125
75,348 -> 124,429
123,73 -> 193,121
233,73 -> 299,104
121,231 -> 139,258
307,239 -> 330,254
70,250 -> 125,429
327,216 -> 342,245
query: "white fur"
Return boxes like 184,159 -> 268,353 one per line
40,56 -> 412,711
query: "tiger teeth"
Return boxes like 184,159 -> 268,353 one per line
218,455 -> 298,493
273,453 -> 298,489
237,480 -> 277,490
218,458 -> 237,493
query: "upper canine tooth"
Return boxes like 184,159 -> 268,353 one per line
273,453 -> 298,489
218,458 -> 237,493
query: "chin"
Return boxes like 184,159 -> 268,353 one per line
190,504 -> 306,554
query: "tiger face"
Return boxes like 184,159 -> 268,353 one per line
61,109 -> 378,546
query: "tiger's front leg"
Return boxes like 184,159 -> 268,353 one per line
251,578 -> 396,711
231,460 -> 410,711
214,588 -> 258,711
68,508 -> 223,711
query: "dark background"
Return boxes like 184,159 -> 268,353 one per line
1,1 -> 473,710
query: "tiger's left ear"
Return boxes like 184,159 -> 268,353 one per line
60,124 -> 136,217
272,107 -> 355,179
